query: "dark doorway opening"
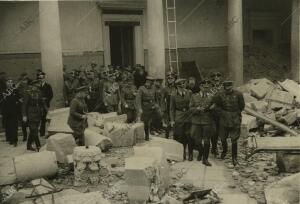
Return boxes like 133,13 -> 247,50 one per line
253,29 -> 274,46
109,25 -> 134,67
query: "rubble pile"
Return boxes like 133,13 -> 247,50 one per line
237,78 -> 300,136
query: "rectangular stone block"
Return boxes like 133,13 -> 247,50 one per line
276,153 -> 300,173
278,79 -> 300,103
148,137 -> 183,162
93,112 -> 118,127
104,122 -> 144,147
47,108 -> 72,134
281,111 -> 297,125
125,156 -> 157,203
267,90 -> 294,109
46,133 -> 76,163
243,93 -> 258,103
134,146 -> 170,189
103,114 -> 127,124
241,114 -> 258,131
250,78 -> 274,99
250,101 -> 268,113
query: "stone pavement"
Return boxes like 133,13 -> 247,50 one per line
172,158 -> 257,204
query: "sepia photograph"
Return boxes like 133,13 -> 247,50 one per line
0,0 -> 299,203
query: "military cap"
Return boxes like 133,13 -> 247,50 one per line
175,78 -> 186,85
166,71 -> 177,78
75,86 -> 89,93
210,72 -> 222,78
155,77 -> 164,81
146,76 -> 155,81
200,78 -> 211,84
223,80 -> 234,86
37,71 -> 46,79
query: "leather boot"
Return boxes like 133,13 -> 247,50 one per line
188,140 -> 194,161
232,142 -> 239,166
183,144 -> 187,161
220,139 -> 228,160
197,144 -> 203,161
202,142 -> 212,166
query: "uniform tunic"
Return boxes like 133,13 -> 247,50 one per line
87,78 -> 104,112
103,80 -> 120,112
136,85 -> 156,123
170,89 -> 192,143
120,83 -> 137,123
213,90 -> 245,141
68,97 -> 88,145
189,91 -> 215,145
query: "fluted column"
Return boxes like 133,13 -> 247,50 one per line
291,0 -> 300,82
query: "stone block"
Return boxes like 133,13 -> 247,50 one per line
134,146 -> 170,189
93,112 -> 118,127
280,111 -> 298,125
148,137 -> 183,162
103,114 -> 127,124
85,129 -> 113,152
125,156 -> 159,203
104,122 -> 144,147
265,173 -> 300,204
14,151 -> 58,182
235,84 -> 251,93
250,78 -> 274,99
241,114 -> 257,132
267,90 -> 294,109
47,108 -> 72,134
278,79 -> 300,103
250,101 -> 268,113
46,133 -> 76,163
276,153 -> 300,173
243,93 -> 258,103
66,154 -> 73,164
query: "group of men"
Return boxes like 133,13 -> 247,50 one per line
0,71 -> 53,151
66,64 -> 245,167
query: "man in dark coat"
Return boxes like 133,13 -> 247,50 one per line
170,78 -> 192,160
86,71 -> 104,112
2,78 -> 20,146
18,73 -> 30,141
68,86 -> 89,146
37,72 -> 53,137
210,71 -> 223,156
136,76 -> 156,141
212,80 -> 245,166
161,71 -> 177,139
22,80 -> 46,151
189,78 -> 215,165
187,77 -> 200,94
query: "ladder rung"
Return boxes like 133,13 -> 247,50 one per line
167,7 -> 175,9
168,21 -> 176,23
170,60 -> 178,63
168,34 -> 176,37
169,47 -> 177,49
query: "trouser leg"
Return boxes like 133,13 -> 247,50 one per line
188,135 -> 194,161
21,121 -> 27,141
144,120 -> 150,141
232,141 -> 238,165
39,110 -> 47,136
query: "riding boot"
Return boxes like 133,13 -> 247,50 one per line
202,142 -> 212,166
220,139 -> 228,160
183,143 -> 187,161
232,142 -> 238,166
197,143 -> 203,161
188,138 -> 194,161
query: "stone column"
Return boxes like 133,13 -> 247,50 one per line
39,0 -> 64,108
291,0 -> 300,82
228,0 -> 243,86
147,0 -> 165,79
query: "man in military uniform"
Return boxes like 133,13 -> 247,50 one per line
136,76 -> 156,141
187,76 -> 200,94
213,80 -> 245,166
170,78 -> 192,160
120,74 -> 137,123
63,71 -> 80,107
86,70 -> 104,112
210,71 -> 223,156
18,73 -> 30,141
68,86 -> 89,146
161,71 -> 177,139
151,77 -> 164,134
22,80 -> 46,151
189,78 -> 215,165
103,70 -> 120,112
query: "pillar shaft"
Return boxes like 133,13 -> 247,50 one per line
147,0 -> 165,79
39,0 -> 64,108
228,0 -> 243,86
291,0 -> 300,82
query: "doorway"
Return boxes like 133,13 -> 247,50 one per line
109,25 -> 134,67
